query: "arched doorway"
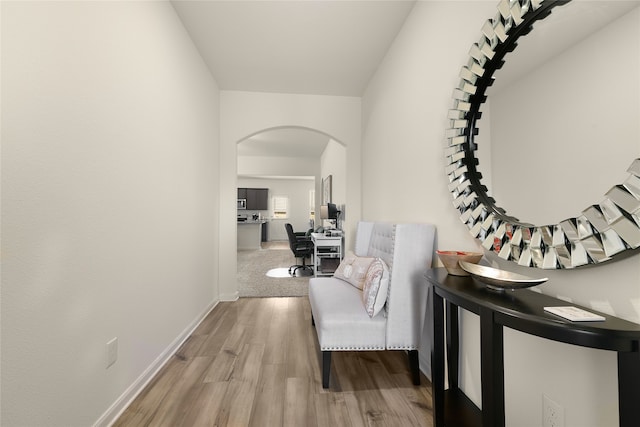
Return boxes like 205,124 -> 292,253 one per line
236,126 -> 346,297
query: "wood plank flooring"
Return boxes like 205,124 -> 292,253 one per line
114,297 -> 434,426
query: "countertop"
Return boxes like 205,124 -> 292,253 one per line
237,219 -> 268,225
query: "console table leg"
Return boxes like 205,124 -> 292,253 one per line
480,307 -> 504,427
618,350 -> 640,427
446,301 -> 459,391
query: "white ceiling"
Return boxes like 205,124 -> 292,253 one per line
237,127 -> 331,158
172,0 -> 416,97
172,1 -> 640,159
171,0 -> 416,158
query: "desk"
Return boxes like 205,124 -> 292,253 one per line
426,268 -> 640,427
311,232 -> 343,277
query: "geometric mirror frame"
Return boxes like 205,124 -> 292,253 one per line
445,0 -> 640,269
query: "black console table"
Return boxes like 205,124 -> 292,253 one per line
426,268 -> 640,427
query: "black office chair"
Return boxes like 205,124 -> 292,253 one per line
294,227 -> 313,240
285,223 -> 314,277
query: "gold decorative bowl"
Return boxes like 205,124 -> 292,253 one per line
436,250 -> 483,276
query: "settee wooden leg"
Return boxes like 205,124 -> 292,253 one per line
408,350 -> 420,385
322,351 -> 331,389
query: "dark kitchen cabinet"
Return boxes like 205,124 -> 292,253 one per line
246,188 -> 268,210
237,188 -> 268,210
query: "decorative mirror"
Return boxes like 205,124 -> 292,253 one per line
445,0 -> 640,269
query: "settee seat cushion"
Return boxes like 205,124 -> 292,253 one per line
309,277 -> 386,351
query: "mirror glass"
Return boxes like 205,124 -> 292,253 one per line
475,1 -> 640,226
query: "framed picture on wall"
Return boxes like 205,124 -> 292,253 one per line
322,175 -> 332,204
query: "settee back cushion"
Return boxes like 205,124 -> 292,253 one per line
385,223 -> 435,349
364,222 -> 396,267
354,221 -> 374,257
355,222 -> 436,350
352,221 -> 436,349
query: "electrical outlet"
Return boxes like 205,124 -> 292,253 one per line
543,394 -> 564,427
106,337 -> 118,369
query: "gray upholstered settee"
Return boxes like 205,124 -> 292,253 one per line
309,221 -> 436,388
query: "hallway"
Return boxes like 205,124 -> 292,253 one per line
114,297 -> 433,426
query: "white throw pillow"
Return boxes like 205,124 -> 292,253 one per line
333,251 -> 375,290
361,258 -> 390,317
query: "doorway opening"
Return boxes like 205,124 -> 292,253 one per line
236,126 -> 346,297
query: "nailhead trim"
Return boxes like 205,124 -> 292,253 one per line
322,346 -> 386,351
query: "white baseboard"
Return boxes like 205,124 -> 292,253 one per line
93,299 -> 219,427
419,351 -> 432,381
219,290 -> 239,302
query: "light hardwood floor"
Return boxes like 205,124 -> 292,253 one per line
114,297 -> 434,426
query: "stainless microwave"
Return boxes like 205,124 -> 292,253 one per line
237,198 -> 247,210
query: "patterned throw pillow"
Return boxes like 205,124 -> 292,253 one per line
361,258 -> 390,317
333,251 -> 375,290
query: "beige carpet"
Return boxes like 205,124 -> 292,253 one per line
237,241 -> 312,297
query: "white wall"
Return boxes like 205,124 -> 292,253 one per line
237,177 -> 315,240
219,91 -> 361,301
362,0 -> 492,386
1,2 -> 220,426
362,1 -> 639,426
238,154 -> 319,178
362,0 -> 489,247
320,139 -> 347,228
